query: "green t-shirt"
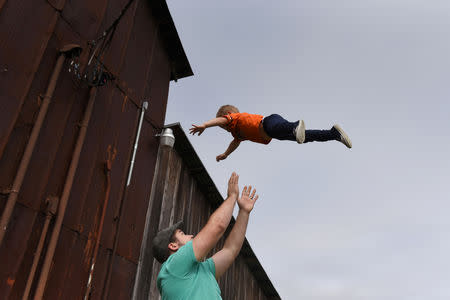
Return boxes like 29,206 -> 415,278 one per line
157,240 -> 222,300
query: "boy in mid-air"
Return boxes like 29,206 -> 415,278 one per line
189,104 -> 352,162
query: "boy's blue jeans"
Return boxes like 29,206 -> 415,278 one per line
262,114 -> 338,142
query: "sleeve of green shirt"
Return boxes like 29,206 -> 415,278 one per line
205,257 -> 216,277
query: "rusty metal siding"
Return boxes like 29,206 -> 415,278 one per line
0,203 -> 35,296
118,0 -> 160,102
0,0 -> 188,298
101,0 -> 140,77
145,40 -> 171,127
45,227 -> 88,299
60,0 -> 109,41
0,0 -> 60,158
136,125 -> 281,300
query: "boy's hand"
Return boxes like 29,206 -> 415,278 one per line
189,124 -> 206,136
238,186 -> 258,214
216,154 -> 228,162
227,172 -> 239,198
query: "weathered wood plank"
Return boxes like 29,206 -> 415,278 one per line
158,150 -> 182,229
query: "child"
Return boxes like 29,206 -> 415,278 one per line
189,104 -> 352,162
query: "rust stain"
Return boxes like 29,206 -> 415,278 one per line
37,94 -> 43,107
84,194 -> 104,267
6,277 -> 15,286
107,144 -> 117,164
122,95 -> 128,112
83,230 -> 96,266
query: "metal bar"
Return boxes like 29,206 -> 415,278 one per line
21,197 -> 59,300
33,87 -> 97,300
126,101 -> 147,186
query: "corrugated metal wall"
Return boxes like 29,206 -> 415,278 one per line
134,124 -> 280,300
0,0 -> 175,298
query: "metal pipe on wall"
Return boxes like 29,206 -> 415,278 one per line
33,87 -> 97,300
0,44 -> 81,247
101,101 -> 148,300
21,197 -> 59,300
126,102 -> 148,187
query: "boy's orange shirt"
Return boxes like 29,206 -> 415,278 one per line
223,113 -> 271,144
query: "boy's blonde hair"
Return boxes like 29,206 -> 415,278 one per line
216,105 -> 239,117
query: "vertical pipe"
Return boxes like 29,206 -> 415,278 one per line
101,101 -> 147,300
21,197 -> 59,300
0,44 -> 81,247
126,102 -> 147,186
33,87 -> 97,300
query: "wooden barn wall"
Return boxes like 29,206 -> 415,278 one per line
143,145 -> 271,300
0,0 -> 173,299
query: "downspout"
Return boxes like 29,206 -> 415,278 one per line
0,44 -> 82,247
33,87 -> 98,300
21,197 -> 59,300
101,101 -> 148,300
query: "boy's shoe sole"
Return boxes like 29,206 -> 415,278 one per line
333,124 -> 352,148
295,120 -> 305,144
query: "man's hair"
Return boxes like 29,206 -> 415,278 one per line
216,105 -> 239,117
169,230 -> 178,243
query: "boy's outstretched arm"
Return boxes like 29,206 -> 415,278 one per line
190,117 -> 228,136
216,138 -> 241,162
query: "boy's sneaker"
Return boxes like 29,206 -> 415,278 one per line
332,124 -> 352,148
295,120 -> 305,144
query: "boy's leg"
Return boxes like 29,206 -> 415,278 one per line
262,114 -> 298,141
262,115 -> 352,148
304,125 -> 352,148
304,129 -> 339,143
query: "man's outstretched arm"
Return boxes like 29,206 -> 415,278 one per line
192,172 -> 239,261
212,186 -> 258,279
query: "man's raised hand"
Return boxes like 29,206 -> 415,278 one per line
227,172 -> 239,198
238,186 -> 258,213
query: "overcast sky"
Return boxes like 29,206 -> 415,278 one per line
164,1 -> 450,299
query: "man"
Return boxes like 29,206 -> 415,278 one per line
152,172 -> 258,299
